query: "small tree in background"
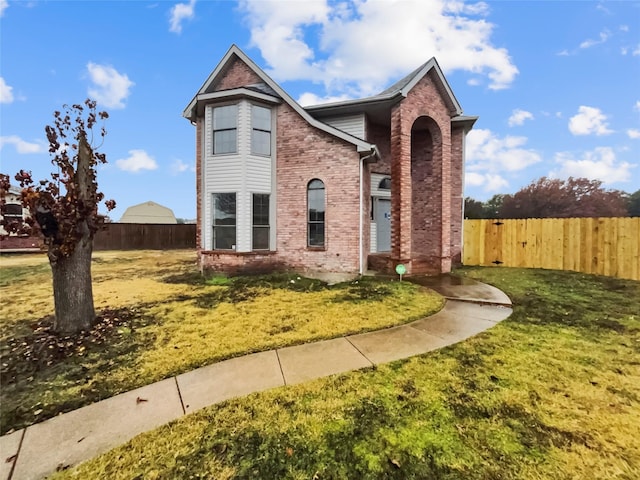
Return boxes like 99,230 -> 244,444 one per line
483,194 -> 506,219
0,100 -> 115,333
628,189 -> 640,217
463,197 -> 484,219
499,177 -> 628,219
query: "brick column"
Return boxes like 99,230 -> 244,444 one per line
390,104 -> 412,272
440,135 -> 452,272
449,127 -> 465,266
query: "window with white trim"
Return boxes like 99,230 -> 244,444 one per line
212,193 -> 236,250
252,193 -> 270,250
213,105 -> 237,154
4,204 -> 24,224
251,105 -> 271,156
307,179 -> 325,247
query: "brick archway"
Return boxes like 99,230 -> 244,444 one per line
410,116 -> 443,269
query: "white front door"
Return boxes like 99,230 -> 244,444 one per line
375,198 -> 391,252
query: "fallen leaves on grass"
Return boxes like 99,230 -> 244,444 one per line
1,307 -> 143,384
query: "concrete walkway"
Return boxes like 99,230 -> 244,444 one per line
1,276 -> 512,480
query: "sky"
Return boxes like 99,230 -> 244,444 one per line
1,0 -> 639,221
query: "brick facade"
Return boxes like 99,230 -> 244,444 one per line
273,103 -> 361,274
196,61 -> 363,276
213,57 -> 263,91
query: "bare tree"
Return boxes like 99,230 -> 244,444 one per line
0,100 -> 115,333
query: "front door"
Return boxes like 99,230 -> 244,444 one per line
375,198 -> 391,252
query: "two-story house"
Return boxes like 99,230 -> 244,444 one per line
183,45 -> 476,277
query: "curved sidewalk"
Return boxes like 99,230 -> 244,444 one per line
1,276 -> 512,480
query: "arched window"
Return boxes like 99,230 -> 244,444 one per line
378,177 -> 391,190
307,179 -> 325,247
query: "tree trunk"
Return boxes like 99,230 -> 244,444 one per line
50,231 -> 95,333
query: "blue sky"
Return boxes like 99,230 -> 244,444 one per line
1,0 -> 639,220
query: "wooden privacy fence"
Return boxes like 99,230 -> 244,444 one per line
93,223 -> 196,251
463,218 -> 640,281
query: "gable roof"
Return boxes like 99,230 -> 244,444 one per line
183,45 -> 378,156
305,58 -> 463,118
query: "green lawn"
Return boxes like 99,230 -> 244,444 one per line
0,251 -> 443,434
53,267 -> 640,480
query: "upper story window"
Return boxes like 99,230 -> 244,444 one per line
4,203 -> 24,223
213,105 -> 237,154
251,105 -> 272,156
307,179 -> 325,248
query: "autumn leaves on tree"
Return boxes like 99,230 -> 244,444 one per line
0,100 -> 115,333
465,177 -> 636,219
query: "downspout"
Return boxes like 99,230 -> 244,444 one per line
359,155 -> 363,275
359,147 -> 378,275
460,130 -> 465,264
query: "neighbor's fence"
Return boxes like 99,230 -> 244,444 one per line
93,223 -> 196,251
463,217 -> 640,281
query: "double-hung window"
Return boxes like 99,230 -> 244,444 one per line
3,204 -> 23,224
213,105 -> 237,154
252,193 -> 270,250
212,193 -> 236,250
251,105 -> 271,156
307,179 -> 325,247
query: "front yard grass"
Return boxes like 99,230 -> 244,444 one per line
53,267 -> 640,480
0,250 -> 443,434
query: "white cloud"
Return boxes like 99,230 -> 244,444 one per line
620,25 -> 629,32
170,159 -> 193,174
464,128 -> 541,193
0,77 -> 14,103
240,0 -> 518,97
627,129 -> 640,139
508,109 -> 534,127
86,62 -> 134,109
169,0 -> 196,34
568,106 -> 613,136
579,30 -> 610,49
552,147 -> 635,184
0,0 -> 8,17
466,128 -> 542,173
241,0 -> 329,81
297,92 -> 352,107
0,135 -> 45,154
464,172 -> 508,192
116,149 -> 158,172
635,101 -> 640,112
633,44 -> 640,56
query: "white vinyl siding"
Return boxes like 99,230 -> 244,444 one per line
203,100 -> 275,251
322,113 -> 365,140
370,223 -> 377,253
